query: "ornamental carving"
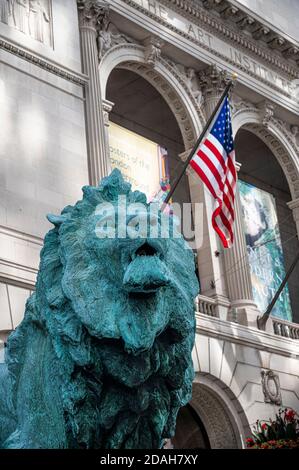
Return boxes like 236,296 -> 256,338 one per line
101,42 -> 208,146
162,0 -> 299,65
97,11 -> 135,60
261,370 -> 282,405
232,98 -> 299,198
184,68 -> 203,106
198,64 -> 231,104
259,101 -> 275,128
77,0 -> 109,30
0,0 -> 53,47
191,383 -> 240,449
143,36 -> 163,67
122,56 -> 199,146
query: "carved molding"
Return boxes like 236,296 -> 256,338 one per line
259,101 -> 276,128
0,37 -> 87,86
120,0 -> 298,101
165,0 -> 299,69
77,0 -> 109,30
0,0 -> 53,48
261,370 -> 282,405
100,42 -> 206,146
120,56 -> 199,147
143,36 -> 164,68
198,63 -> 230,98
163,58 -> 205,115
232,97 -> 299,199
191,383 -> 240,449
97,12 -> 135,60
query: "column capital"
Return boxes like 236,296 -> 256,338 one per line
77,0 -> 109,31
198,64 -> 231,99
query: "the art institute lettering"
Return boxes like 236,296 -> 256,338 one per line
229,48 -> 292,94
132,0 -> 292,96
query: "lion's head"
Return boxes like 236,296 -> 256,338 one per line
2,170 -> 199,449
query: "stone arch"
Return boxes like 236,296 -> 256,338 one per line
191,373 -> 250,449
232,104 -> 299,200
99,43 -> 205,150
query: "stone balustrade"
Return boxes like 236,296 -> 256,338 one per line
195,294 -> 218,317
272,317 -> 299,340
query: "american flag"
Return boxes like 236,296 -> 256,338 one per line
189,95 -> 236,248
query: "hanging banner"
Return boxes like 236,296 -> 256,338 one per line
108,121 -> 169,201
238,180 -> 292,321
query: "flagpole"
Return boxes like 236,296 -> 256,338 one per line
163,77 -> 235,205
257,251 -> 299,330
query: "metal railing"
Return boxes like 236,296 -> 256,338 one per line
272,317 -> 299,340
195,294 -> 218,317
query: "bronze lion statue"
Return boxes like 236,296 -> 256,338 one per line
0,169 -> 199,449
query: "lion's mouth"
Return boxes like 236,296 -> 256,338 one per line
123,242 -> 170,294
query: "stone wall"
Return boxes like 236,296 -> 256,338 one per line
0,0 -> 88,284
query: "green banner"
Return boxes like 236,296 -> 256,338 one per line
238,180 -> 292,321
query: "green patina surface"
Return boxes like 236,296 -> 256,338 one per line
0,169 -> 198,449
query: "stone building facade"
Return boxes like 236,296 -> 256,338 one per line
0,0 -> 299,448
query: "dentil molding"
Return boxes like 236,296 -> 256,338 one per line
164,0 -> 299,71
0,37 -> 87,86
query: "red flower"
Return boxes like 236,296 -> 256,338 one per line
246,438 -> 254,447
285,409 -> 296,422
261,423 -> 267,430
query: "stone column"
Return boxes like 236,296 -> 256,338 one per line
77,0 -> 109,185
195,64 -> 258,324
224,163 -> 258,326
184,64 -> 236,318
198,64 -> 231,118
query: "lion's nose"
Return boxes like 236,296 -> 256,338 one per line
132,242 -> 157,259
123,243 -> 169,294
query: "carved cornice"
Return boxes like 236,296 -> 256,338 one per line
232,97 -> 299,198
77,0 -> 109,30
157,0 -> 299,79
167,0 -> 299,67
120,0 -> 298,101
0,37 -> 87,86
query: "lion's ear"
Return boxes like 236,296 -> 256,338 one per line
47,214 -> 69,227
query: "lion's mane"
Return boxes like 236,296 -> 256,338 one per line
0,170 -> 199,449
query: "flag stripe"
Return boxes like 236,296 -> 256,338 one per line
191,154 -> 222,197
189,95 -> 236,248
204,139 -> 227,173
190,159 -> 218,199
197,149 -> 224,192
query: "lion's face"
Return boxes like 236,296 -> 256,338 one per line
26,169 -> 199,448
59,187 -> 197,358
